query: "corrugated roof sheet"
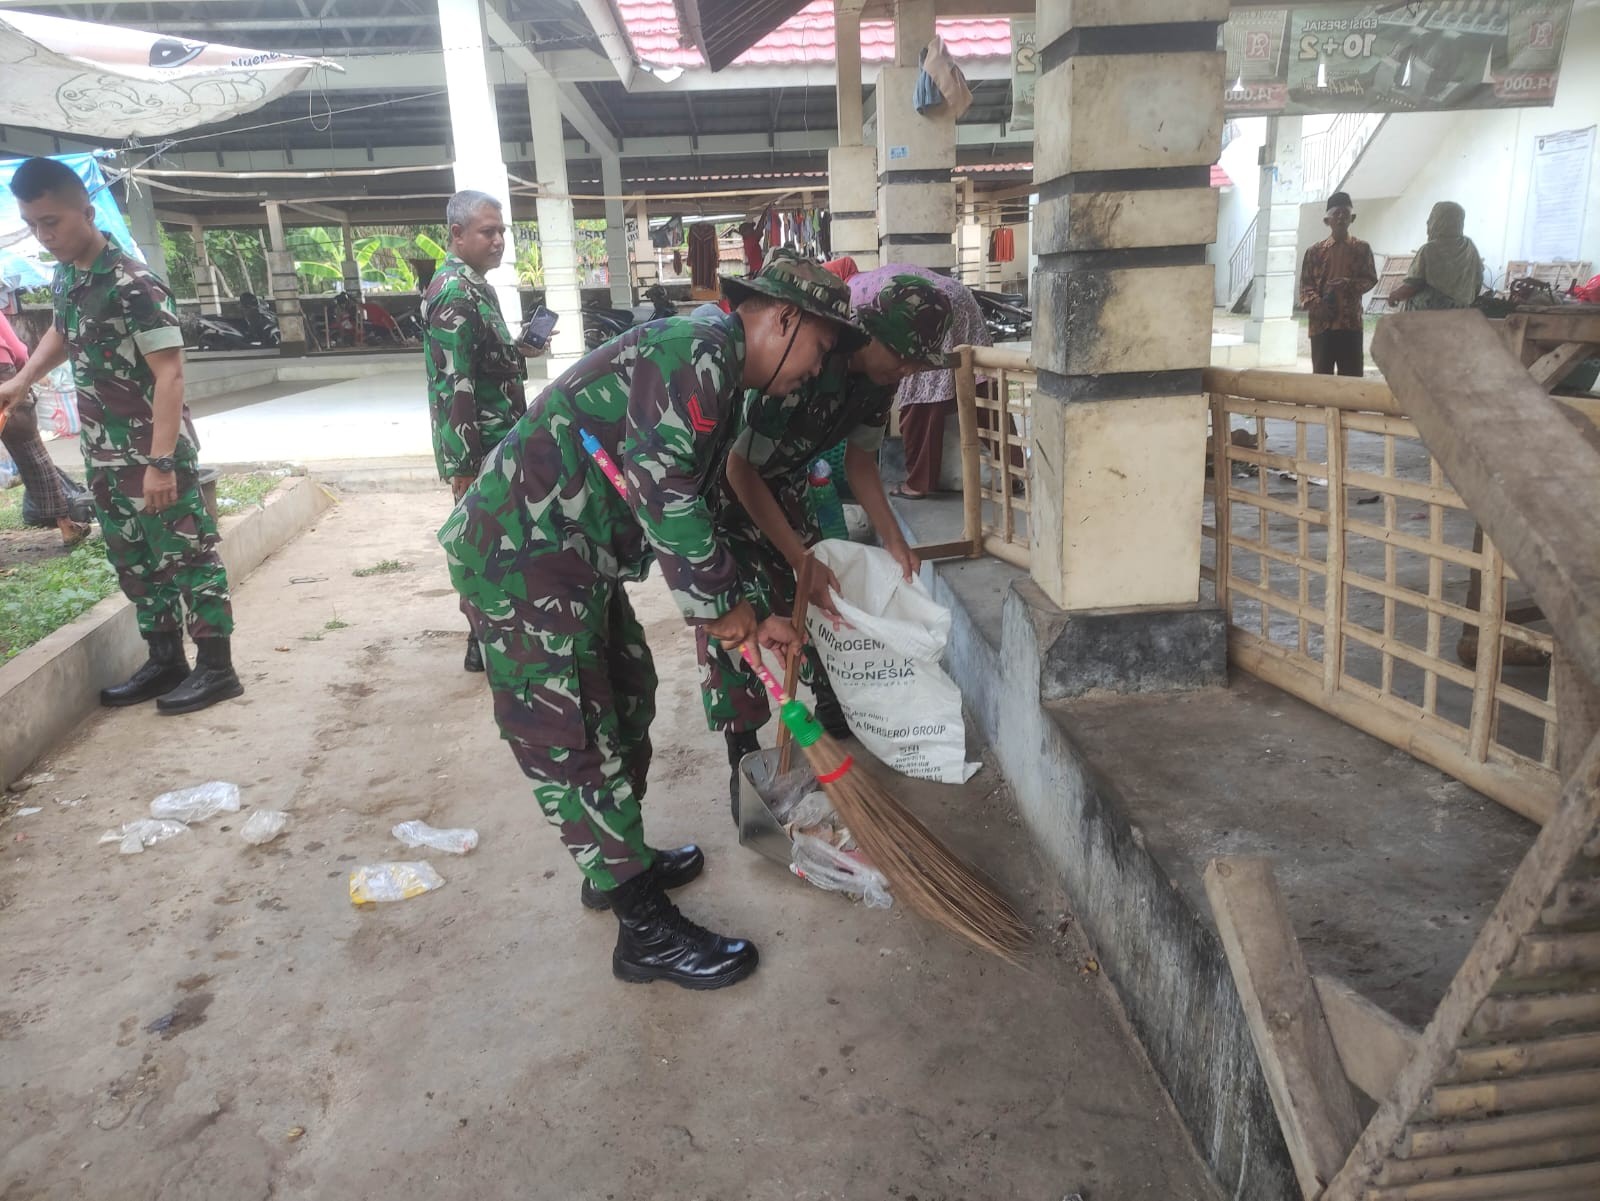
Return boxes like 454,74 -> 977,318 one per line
615,0 -> 1011,69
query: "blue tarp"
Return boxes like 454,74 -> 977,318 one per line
0,151 -> 141,290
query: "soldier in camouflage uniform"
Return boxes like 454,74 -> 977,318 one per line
440,249 -> 865,990
423,189 -> 533,672
703,276 -> 953,815
2,158 -> 241,714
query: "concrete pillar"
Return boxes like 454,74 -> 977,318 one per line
835,0 -> 865,142
1029,0 -> 1226,615
631,197 -> 657,289
875,0 -> 955,272
190,221 -> 221,315
601,153 -> 632,307
123,180 -> 167,279
438,0 -> 521,323
264,202 -> 308,355
1245,115 -> 1304,367
341,222 -> 361,300
527,71 -> 585,365
829,2 -> 878,271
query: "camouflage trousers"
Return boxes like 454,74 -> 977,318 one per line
460,572 -> 659,891
86,465 -> 233,640
697,517 -> 819,734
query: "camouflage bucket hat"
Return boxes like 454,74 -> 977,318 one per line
855,275 -> 953,368
721,247 -> 869,352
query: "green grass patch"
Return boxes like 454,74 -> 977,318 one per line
353,559 -> 411,578
0,536 -> 119,661
324,617 -> 350,631
214,473 -> 279,513
0,487 -> 25,533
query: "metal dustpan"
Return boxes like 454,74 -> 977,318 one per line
735,746 -> 816,866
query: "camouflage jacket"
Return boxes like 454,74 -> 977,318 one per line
719,348 -> 893,529
422,255 -> 527,479
52,231 -> 198,467
440,312 -> 752,625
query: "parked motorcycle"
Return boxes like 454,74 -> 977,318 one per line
194,292 -> 280,352
582,285 -> 675,350
973,290 -> 1031,343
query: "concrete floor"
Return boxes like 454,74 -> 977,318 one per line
893,494 -> 1537,1031
0,487 -> 1220,1201
44,366 -> 432,474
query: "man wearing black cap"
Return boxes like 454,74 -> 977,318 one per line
1298,191 -> 1377,377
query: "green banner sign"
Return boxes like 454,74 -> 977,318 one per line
1223,1 -> 1571,116
1010,18 -> 1036,132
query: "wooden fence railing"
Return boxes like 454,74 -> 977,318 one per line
946,344 -> 1034,568
1205,308 -> 1600,1201
1202,366 -> 1561,825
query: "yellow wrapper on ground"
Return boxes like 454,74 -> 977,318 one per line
349,861 -> 445,904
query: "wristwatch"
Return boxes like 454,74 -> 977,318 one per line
149,455 -> 176,473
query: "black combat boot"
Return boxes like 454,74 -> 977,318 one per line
806,647 -> 851,739
580,844 -> 704,911
100,631 -> 189,707
608,871 -> 759,990
463,633 -> 484,673
725,729 -> 760,825
156,636 -> 244,715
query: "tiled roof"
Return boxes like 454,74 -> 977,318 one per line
614,1 -> 1011,69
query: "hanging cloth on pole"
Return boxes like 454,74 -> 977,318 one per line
686,222 -> 719,290
988,226 -> 1015,263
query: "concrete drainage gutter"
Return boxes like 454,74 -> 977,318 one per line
924,563 -> 1299,1201
0,476 -> 335,786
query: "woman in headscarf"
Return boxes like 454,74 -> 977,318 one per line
0,310 -> 90,546
1387,201 -> 1483,311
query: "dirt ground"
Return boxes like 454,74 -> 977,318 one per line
1,487 -> 1218,1201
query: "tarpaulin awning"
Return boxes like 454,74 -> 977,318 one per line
0,153 -> 140,290
0,10 -> 336,139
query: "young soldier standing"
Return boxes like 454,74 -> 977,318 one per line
441,252 -> 863,991
1,158 -> 240,713
703,274 -> 953,817
423,189 -> 533,672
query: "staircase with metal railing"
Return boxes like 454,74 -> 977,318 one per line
1300,111 -> 1387,203
1226,212 -> 1259,314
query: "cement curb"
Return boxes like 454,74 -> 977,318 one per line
0,476 -> 336,787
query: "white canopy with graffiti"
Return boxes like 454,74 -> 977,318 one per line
0,10 -> 335,139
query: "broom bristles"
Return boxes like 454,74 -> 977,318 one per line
795,729 -> 1031,964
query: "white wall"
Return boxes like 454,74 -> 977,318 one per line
1211,117 -> 1267,304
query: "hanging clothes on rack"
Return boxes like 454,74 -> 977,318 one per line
738,222 -> 763,275
686,222 -> 719,290
988,226 -> 1015,263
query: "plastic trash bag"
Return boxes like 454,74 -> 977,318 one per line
240,810 -> 289,845
100,818 -> 188,855
349,861 -> 445,904
765,766 -> 821,824
787,790 -> 835,830
806,539 -> 980,784
790,832 -> 893,909
150,781 -> 240,823
391,820 -> 478,854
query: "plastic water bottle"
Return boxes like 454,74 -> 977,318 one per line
807,458 -> 848,541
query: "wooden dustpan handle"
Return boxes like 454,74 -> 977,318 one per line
776,550 -> 816,773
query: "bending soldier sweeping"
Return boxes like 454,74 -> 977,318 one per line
440,251 -> 866,990
702,274 -> 953,818
1,157 -> 242,714
422,188 -> 536,673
